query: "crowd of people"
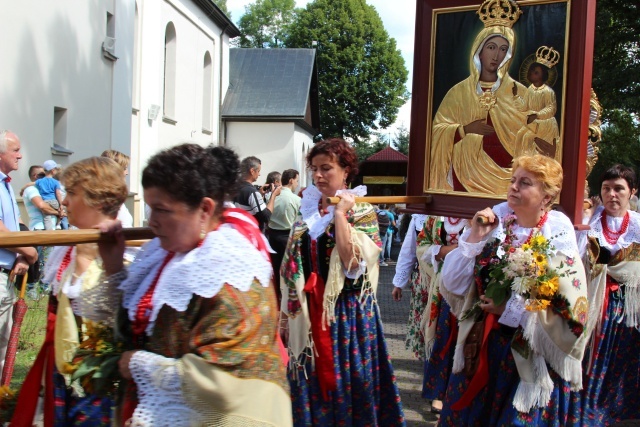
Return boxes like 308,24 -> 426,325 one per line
0,127 -> 638,426
393,154 -> 640,426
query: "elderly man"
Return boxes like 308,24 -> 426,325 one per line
233,156 -> 281,231
0,131 -> 37,374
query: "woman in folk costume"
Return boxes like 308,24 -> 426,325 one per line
98,144 -> 291,426
12,157 -> 128,426
438,155 -> 589,426
391,215 -> 467,414
429,0 -> 527,195
392,213 -> 428,358
568,164 -> 640,425
281,138 -> 405,426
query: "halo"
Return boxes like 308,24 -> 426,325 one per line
518,53 -> 558,88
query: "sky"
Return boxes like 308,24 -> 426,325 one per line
226,0 -> 417,138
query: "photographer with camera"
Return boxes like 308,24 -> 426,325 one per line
233,156 -> 282,231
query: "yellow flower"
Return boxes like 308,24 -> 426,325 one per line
538,276 -> 559,297
533,252 -> 548,271
526,298 -> 551,311
522,243 -> 531,251
60,362 -> 79,375
531,235 -> 547,247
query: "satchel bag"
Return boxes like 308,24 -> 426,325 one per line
463,316 -> 485,379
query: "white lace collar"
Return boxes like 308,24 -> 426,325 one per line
300,184 -> 367,240
119,224 -> 273,335
588,206 -> 640,251
491,202 -> 578,255
441,217 -> 468,235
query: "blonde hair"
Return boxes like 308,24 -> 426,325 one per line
101,149 -> 130,171
61,157 -> 128,217
512,154 -> 563,206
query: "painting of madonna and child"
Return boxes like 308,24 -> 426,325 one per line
426,0 -> 568,198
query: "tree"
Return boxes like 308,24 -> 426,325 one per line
212,0 -> 230,17
587,110 -> 640,195
285,0 -> 409,142
236,0 -> 297,48
391,125 -> 409,156
592,0 -> 640,119
353,138 -> 388,163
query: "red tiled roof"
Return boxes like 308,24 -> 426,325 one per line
365,146 -> 408,162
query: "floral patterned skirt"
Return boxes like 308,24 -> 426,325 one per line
422,297 -> 455,400
53,367 -> 113,427
288,290 -> 406,426
567,286 -> 640,426
406,266 -> 430,358
438,327 -> 572,427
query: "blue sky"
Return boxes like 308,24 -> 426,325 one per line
226,0 -> 417,136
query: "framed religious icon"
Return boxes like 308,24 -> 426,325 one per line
406,0 -> 597,224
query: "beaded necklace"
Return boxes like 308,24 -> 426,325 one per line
600,211 -> 629,245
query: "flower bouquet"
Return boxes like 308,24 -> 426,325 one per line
60,321 -> 123,397
461,215 -> 575,323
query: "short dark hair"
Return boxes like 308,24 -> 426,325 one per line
281,169 -> 299,186
529,62 -> 549,83
306,138 -> 359,183
600,164 -> 637,192
142,143 -> 240,214
240,156 -> 261,177
265,171 -> 281,185
28,165 -> 43,179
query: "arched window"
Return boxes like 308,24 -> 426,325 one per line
202,51 -> 213,131
163,22 -> 177,119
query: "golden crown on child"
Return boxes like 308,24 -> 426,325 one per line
477,0 -> 523,28
536,46 -> 560,68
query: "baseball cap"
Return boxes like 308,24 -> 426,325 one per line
43,160 -> 61,172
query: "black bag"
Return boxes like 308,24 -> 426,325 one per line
377,210 -> 390,234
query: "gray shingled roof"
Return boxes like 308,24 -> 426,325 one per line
222,48 -> 316,118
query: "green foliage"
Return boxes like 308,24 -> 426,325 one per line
236,0 -> 297,48
593,0 -> 640,119
285,0 -> 409,142
212,0 -> 231,17
391,125 -> 409,155
587,110 -> 640,195
353,138 -> 387,163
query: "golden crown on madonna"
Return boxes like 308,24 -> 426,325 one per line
477,0 -> 523,28
535,46 -> 560,68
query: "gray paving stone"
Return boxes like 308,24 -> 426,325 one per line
378,242 -> 439,426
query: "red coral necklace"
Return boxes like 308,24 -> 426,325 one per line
601,211 -> 629,245
523,211 -> 549,245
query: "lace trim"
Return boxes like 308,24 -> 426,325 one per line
299,185 -> 367,240
413,214 -> 427,232
128,351 -> 198,427
588,206 -> 640,251
499,293 -> 526,328
120,225 -> 273,335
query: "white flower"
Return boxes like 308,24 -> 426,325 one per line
511,276 -> 534,294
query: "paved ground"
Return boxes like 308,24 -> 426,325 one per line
378,242 -> 439,427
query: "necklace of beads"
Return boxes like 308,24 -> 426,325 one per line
601,211 -> 629,245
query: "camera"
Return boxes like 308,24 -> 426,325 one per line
255,184 -> 273,192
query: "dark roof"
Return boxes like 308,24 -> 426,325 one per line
365,146 -> 409,162
222,49 -> 317,120
191,0 -> 241,38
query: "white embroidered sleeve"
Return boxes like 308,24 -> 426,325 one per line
441,230 -> 488,296
128,351 -> 199,427
425,244 -> 443,268
499,293 -> 530,328
392,219 -> 418,288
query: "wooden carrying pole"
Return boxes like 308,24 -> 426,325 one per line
325,195 -> 432,205
0,227 -> 155,248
